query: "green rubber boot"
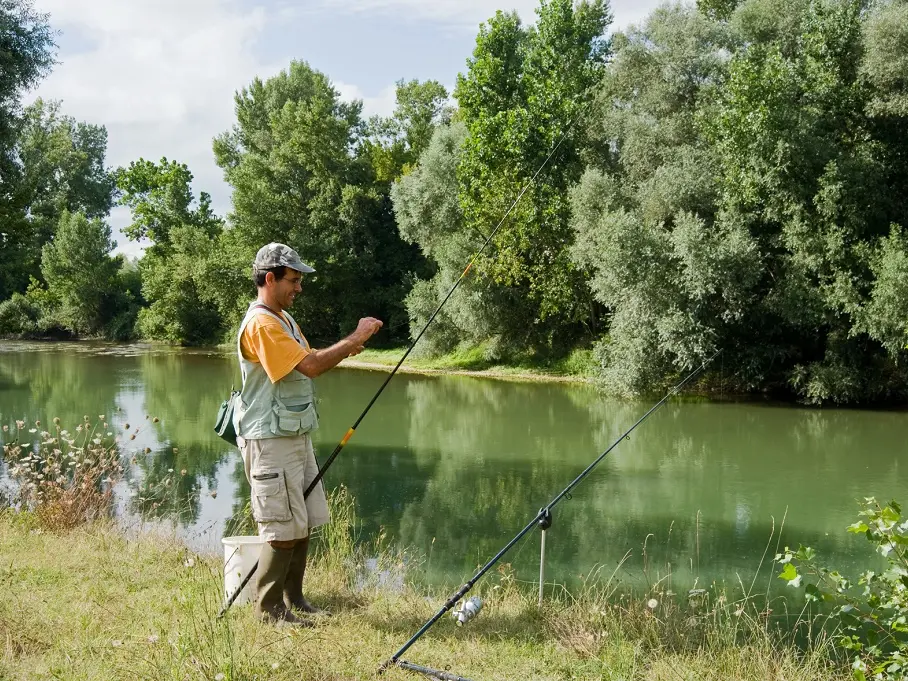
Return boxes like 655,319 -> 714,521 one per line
284,537 -> 330,616
254,544 -> 312,627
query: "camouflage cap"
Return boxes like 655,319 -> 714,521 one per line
252,243 -> 315,274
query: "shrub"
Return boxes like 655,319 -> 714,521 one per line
0,294 -> 40,336
777,498 -> 908,681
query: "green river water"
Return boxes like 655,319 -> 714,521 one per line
1,341 -> 905,597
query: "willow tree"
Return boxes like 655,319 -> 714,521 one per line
571,0 -> 908,403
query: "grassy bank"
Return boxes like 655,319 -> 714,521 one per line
342,345 -> 598,384
0,490 -> 848,681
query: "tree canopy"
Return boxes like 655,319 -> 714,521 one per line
1,0 -> 907,404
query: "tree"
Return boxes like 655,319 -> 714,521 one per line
134,225 -> 224,345
571,0 -> 908,403
116,158 -> 224,345
116,157 -> 219,245
362,79 -> 453,184
11,99 -> 115,283
393,122 -> 506,354
452,0 -> 612,351
0,0 -> 54,300
570,4 -> 742,392
39,210 -> 122,335
214,60 -> 426,343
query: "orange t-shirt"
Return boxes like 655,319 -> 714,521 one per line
240,310 -> 311,384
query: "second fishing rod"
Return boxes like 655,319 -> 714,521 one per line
217,115 -> 581,618
378,351 -> 720,680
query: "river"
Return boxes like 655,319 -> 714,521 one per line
1,341 -> 905,597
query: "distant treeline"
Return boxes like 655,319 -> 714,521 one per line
1,0 -> 907,404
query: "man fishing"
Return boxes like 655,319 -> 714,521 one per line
234,242 -> 382,626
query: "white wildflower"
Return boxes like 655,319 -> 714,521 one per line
184,558 -> 196,568
147,634 -> 159,644
647,599 -> 658,610
111,639 -> 122,647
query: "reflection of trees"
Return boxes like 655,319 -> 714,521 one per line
129,447 -> 203,523
226,455 -> 255,536
139,352 -> 237,455
328,374 -> 906,590
1,349 -> 904,592
130,352 -> 240,524
0,344 -> 122,427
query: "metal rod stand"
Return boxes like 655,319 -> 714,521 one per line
538,529 -> 546,607
537,508 -> 552,607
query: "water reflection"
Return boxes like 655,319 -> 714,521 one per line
0,341 -> 905,593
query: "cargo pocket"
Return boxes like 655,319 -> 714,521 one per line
278,373 -> 309,401
250,468 -> 291,522
270,403 -> 318,436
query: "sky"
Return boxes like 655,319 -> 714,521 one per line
29,0 -> 664,257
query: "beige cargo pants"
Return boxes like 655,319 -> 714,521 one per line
238,434 -> 330,541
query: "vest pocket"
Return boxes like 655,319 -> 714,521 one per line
270,402 -> 318,436
278,373 -> 311,403
249,468 -> 291,522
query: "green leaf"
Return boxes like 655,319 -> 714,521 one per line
881,506 -> 900,523
779,563 -> 799,582
796,545 -> 816,561
805,583 -> 821,602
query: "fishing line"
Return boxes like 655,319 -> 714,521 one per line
218,104 -> 586,618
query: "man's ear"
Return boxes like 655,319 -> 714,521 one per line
264,271 -> 274,286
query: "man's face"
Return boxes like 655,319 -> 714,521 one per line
271,268 -> 303,309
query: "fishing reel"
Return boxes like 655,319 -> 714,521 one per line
451,596 -> 482,626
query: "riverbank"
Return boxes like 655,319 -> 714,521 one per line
0,495 -> 847,681
340,346 -> 597,384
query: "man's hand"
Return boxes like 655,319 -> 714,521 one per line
354,317 -> 383,341
295,316 -> 383,378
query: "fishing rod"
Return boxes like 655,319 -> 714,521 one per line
217,111 -> 582,619
379,351 -> 720,680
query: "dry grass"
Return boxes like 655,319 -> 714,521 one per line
1,415 -> 140,531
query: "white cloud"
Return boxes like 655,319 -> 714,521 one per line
310,0 -> 541,26
31,0 -> 281,255
335,81 -> 398,118
308,0 -> 665,30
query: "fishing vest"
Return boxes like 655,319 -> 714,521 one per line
233,302 -> 319,440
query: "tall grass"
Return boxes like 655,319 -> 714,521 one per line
0,487 -> 850,681
1,416 -> 130,530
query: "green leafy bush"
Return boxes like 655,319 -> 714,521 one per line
0,293 -> 40,336
778,498 -> 908,680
